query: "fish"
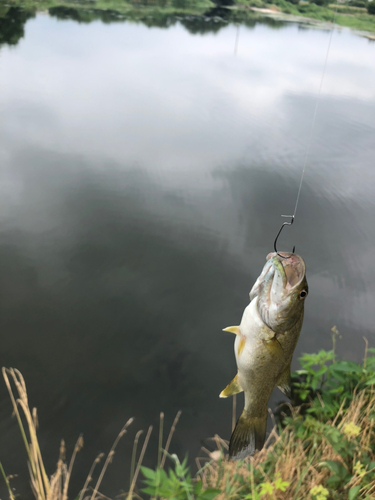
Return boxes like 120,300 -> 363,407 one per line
220,251 -> 308,460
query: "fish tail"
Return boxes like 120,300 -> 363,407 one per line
229,410 -> 267,460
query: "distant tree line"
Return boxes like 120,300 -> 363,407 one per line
1,0 -> 374,50
368,1 -> 375,14
285,0 -> 375,14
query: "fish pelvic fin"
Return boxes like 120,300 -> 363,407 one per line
229,409 -> 267,460
220,373 -> 243,398
276,362 -> 292,399
223,326 -> 241,335
237,336 -> 246,356
262,337 -> 285,362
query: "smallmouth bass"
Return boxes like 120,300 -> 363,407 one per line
220,252 -> 308,460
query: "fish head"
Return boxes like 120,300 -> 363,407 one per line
250,252 -> 308,333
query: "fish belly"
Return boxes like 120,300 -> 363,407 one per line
235,298 -> 285,415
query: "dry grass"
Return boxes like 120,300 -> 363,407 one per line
1,367 -> 183,500
2,368 -> 137,500
197,389 -> 375,499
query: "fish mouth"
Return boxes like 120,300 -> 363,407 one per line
250,252 -> 307,331
250,252 -> 306,303
266,252 -> 306,290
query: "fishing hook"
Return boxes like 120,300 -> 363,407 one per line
274,215 -> 295,258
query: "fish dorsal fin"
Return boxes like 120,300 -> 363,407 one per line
219,373 -> 243,398
262,338 -> 285,362
223,326 -> 241,335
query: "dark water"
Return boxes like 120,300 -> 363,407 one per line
0,3 -> 375,497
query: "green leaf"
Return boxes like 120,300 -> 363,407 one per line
349,485 -> 361,500
141,486 -> 157,495
315,366 -> 328,377
320,460 -> 347,478
311,378 -> 319,390
274,476 -> 290,492
300,390 -> 309,400
365,377 -> 375,386
140,466 -> 157,480
259,482 -> 274,495
330,361 -> 361,373
194,480 -> 203,496
198,488 -> 222,500
293,369 -> 308,375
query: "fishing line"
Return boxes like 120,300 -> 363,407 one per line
293,2 -> 340,219
274,1 -> 340,255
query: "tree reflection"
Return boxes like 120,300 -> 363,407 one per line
49,6 -> 128,24
46,2 -> 288,33
0,6 -> 36,46
179,8 -> 229,34
0,0 -> 289,42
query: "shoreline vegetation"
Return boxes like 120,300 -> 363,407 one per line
1,0 -> 375,47
2,334 -> 375,499
239,0 -> 375,38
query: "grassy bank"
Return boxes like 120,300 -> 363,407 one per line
198,389 -> 375,499
141,338 -> 375,499
2,334 -> 375,499
234,0 -> 375,33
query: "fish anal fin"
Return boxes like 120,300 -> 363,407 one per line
229,409 -> 267,460
223,326 -> 241,335
262,338 -> 285,362
219,373 -> 243,398
276,362 -> 292,399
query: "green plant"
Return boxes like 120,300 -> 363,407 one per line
310,485 -> 329,500
348,0 -> 367,7
291,332 -> 375,423
242,473 -> 290,499
141,455 -> 221,499
309,0 -> 329,6
368,1 -> 375,14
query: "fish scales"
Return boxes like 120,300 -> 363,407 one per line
220,252 -> 308,460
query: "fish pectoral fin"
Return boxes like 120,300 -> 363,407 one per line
222,326 -> 241,335
262,338 -> 285,362
219,373 -> 243,398
276,362 -> 292,399
229,409 -> 267,460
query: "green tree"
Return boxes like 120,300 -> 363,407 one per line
310,0 -> 329,7
349,0 -> 367,7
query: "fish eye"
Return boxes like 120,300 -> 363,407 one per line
299,290 -> 308,299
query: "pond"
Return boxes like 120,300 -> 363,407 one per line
0,1 -> 374,496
